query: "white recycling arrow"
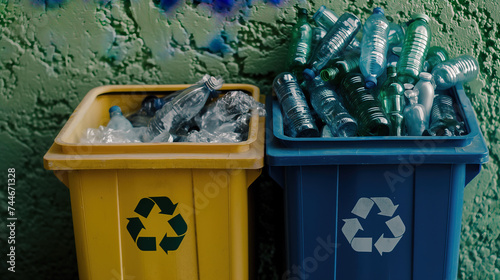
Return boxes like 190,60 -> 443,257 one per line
351,197 -> 374,219
351,237 -> 372,252
374,234 -> 402,256
342,218 -> 363,243
385,215 -> 405,237
370,197 -> 399,217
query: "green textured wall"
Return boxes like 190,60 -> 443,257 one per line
0,0 -> 498,279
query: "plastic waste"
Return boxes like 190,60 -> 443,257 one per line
145,75 -> 223,142
339,73 -> 391,136
414,72 -> 435,123
431,55 -> 479,90
403,89 -> 428,136
320,50 -> 360,84
304,12 -> 362,80
379,65 -> 405,136
306,76 -> 358,137
288,8 -> 313,77
423,46 -> 449,73
360,7 -> 390,88
312,5 -> 361,51
388,22 -> 405,48
424,94 -> 465,136
397,14 -> 432,84
127,95 -> 163,127
273,72 -> 319,137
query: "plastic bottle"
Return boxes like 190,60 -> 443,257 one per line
312,27 -> 327,49
423,46 -> 448,72
127,95 -> 163,127
273,72 -> 319,137
304,12 -> 362,80
360,7 -> 390,88
145,75 -> 223,142
339,73 -> 391,136
403,90 -> 427,136
388,22 -> 405,48
306,76 -> 358,137
108,106 -> 134,131
397,14 -> 432,84
413,72 -> 435,123
288,8 -> 313,76
320,50 -> 360,84
378,65 -> 405,136
312,6 -> 361,50
424,94 -> 465,136
431,55 -> 479,90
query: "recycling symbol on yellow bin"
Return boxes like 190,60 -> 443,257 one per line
126,196 -> 187,254
342,197 -> 406,256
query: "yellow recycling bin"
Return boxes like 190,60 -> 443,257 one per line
43,84 -> 264,280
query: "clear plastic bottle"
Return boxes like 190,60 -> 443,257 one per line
273,72 -> 319,137
397,14 -> 432,84
339,73 -> 390,136
423,46 -> 448,72
288,8 -> 313,76
414,72 -> 435,123
320,50 -> 360,84
360,7 -> 390,88
388,22 -> 405,48
312,27 -> 327,49
127,95 -> 162,127
403,89 -> 427,136
424,94 -> 465,136
306,76 -> 357,137
303,12 -> 362,80
312,6 -> 361,50
378,65 -> 405,136
431,55 -> 479,90
108,106 -> 134,131
145,75 -> 223,142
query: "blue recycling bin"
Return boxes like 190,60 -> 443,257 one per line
266,84 -> 488,280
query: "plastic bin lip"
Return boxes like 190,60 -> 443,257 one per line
266,83 -> 489,166
53,83 -> 261,155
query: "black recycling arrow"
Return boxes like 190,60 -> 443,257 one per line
126,218 -> 145,241
159,234 -> 185,254
150,196 -> 178,215
137,237 -> 156,251
134,198 -> 156,218
168,214 -> 188,235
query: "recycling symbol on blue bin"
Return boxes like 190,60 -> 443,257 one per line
126,196 -> 187,254
342,197 -> 405,256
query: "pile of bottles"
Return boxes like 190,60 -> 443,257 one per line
278,6 -> 479,137
81,75 -> 266,144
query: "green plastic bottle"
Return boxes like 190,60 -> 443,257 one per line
287,8 -> 313,77
397,14 -> 432,84
378,65 -> 405,136
423,46 -> 449,72
320,50 -> 360,84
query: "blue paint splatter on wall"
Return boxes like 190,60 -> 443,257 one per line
153,0 -> 181,13
208,35 -> 234,55
264,0 -> 282,6
194,0 -> 237,14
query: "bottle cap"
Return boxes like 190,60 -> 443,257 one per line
303,68 -> 316,81
373,7 -> 384,15
419,72 -> 433,81
313,5 -> 327,22
365,76 -> 377,89
404,89 -> 418,100
411,13 -> 430,23
205,76 -> 224,90
109,105 -> 121,114
154,97 -> 166,110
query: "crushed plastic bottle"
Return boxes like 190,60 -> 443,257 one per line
431,55 -> 479,90
320,50 -> 360,84
144,75 -> 223,142
414,72 -> 435,123
423,46 -> 448,73
273,72 -> 319,137
403,89 -> 427,136
339,73 -> 390,136
303,12 -> 362,80
306,76 -> 357,137
127,95 -> 163,127
379,65 -> 405,136
312,5 -> 361,51
360,7 -> 390,88
397,14 -> 432,84
424,94 -> 465,136
288,8 -> 313,77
